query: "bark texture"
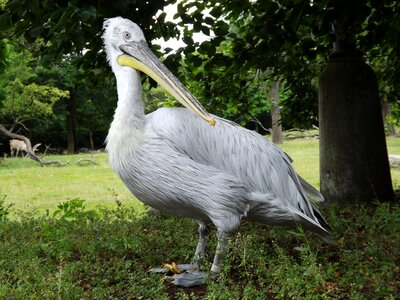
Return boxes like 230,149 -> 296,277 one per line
318,51 -> 393,203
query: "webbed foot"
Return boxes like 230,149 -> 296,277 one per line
151,263 -> 207,287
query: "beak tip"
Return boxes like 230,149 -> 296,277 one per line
208,118 -> 216,127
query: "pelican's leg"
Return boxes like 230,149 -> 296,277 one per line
162,228 -> 229,287
192,222 -> 209,268
211,229 -> 229,273
164,227 -> 229,287
160,223 -> 210,287
160,225 -> 234,287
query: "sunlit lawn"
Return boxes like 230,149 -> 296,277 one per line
279,136 -> 400,190
0,136 -> 399,217
279,138 -> 322,188
0,153 -> 143,216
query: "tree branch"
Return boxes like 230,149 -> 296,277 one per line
0,124 -> 67,167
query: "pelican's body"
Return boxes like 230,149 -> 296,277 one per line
103,17 -> 330,285
108,107 -> 328,235
108,108 -> 249,228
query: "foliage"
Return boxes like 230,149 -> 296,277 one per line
0,40 -> 69,132
1,0 -> 399,132
0,198 -> 399,299
179,48 -> 273,127
142,83 -> 176,113
0,39 -> 7,77
0,0 -> 178,73
0,38 -> 119,151
173,0 -> 400,127
0,194 -> 13,222
0,0 -> 181,151
34,55 -> 118,149
1,82 -> 68,121
53,198 -> 98,221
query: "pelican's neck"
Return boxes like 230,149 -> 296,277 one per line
113,67 -> 146,130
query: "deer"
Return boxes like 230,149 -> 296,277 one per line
9,139 -> 42,158
9,139 -> 28,157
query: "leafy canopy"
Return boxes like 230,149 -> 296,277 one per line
0,40 -> 69,127
1,0 -> 399,128
172,0 -> 400,126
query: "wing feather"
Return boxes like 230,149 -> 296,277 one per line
150,108 -> 329,235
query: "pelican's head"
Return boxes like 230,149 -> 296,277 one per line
103,17 -> 146,70
103,17 -> 216,126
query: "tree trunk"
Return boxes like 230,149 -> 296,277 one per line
318,49 -> 393,204
89,130 -> 94,150
66,91 -> 76,154
271,80 -> 283,144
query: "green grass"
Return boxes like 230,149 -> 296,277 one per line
0,153 -> 143,216
279,136 -> 400,189
0,137 -> 399,299
0,199 -> 398,299
1,137 -> 398,214
387,136 -> 400,189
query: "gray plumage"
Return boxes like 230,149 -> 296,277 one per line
103,17 -> 331,281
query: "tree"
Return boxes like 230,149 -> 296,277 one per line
0,40 -> 69,163
0,0 -> 178,73
316,2 -> 393,203
0,0 -> 181,152
178,40 -> 272,130
171,0 -> 396,203
28,50 -> 121,152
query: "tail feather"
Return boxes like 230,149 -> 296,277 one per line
247,175 -> 332,242
298,175 -> 325,202
310,202 -> 331,231
292,207 -> 332,242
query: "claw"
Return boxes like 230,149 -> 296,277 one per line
163,262 -> 181,274
151,263 -> 206,287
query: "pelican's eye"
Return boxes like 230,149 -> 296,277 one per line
123,31 -> 132,41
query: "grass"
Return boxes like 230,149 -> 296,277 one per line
0,137 -> 399,299
2,137 -> 398,214
0,153 -> 143,216
0,199 -> 398,299
278,136 -> 400,189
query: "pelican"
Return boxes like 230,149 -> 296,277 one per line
103,17 -> 331,287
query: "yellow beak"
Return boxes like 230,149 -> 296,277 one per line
117,41 -> 216,126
